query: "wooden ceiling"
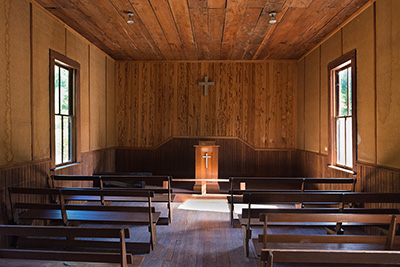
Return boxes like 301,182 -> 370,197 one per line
34,0 -> 369,60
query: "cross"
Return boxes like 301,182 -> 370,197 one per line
202,152 -> 211,168
198,76 -> 214,96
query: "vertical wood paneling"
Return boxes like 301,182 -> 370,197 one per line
116,61 -> 296,149
376,0 -> 400,169
177,63 -> 189,136
342,6 -> 375,163
32,5 -> 65,160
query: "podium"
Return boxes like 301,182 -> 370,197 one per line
193,141 -> 219,194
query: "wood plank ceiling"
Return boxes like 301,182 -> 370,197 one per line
34,0 -> 369,60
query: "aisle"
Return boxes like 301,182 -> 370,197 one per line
140,198 -> 258,267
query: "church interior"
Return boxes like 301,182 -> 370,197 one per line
0,0 -> 400,266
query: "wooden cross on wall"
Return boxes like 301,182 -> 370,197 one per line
198,76 -> 214,96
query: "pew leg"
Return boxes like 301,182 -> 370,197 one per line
168,206 -> 173,223
242,226 -> 251,257
335,222 -> 344,235
149,223 -> 157,250
325,223 -> 344,235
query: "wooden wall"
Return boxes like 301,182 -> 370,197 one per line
115,61 -> 296,149
0,0 -> 116,167
296,0 -> 400,202
0,0 -> 116,224
297,0 -> 400,170
116,137 -> 297,179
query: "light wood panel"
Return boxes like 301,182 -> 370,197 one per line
106,57 -> 116,148
296,59 -> 305,150
342,5 -> 375,163
376,0 -> 400,169
0,0 -> 31,166
32,4 -> 65,160
116,61 -> 296,149
66,30 -> 90,152
320,31 -> 342,155
32,0 -> 370,60
304,48 -> 320,153
89,46 -> 107,151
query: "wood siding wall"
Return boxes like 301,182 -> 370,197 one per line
116,137 -> 297,179
297,0 -> 400,169
115,61 -> 296,149
0,0 -> 116,168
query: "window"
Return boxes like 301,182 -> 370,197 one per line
50,50 -> 80,168
328,50 -> 357,173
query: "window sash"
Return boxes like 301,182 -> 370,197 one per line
328,50 -> 357,173
50,50 -> 81,169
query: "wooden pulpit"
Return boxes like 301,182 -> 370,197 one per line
193,141 -> 219,194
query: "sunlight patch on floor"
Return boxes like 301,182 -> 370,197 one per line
178,199 -> 230,213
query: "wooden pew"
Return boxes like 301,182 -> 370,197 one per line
260,249 -> 400,266
51,174 -> 173,224
256,213 -> 400,266
240,192 -> 400,257
228,177 -> 357,224
0,225 -> 142,267
8,187 -> 160,251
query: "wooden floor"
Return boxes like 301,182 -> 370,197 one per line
137,197 -> 259,267
124,196 -> 375,267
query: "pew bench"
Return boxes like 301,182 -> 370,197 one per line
240,192 -> 400,256
51,174 -> 173,224
228,177 -> 357,224
0,225 -> 144,267
255,213 -> 400,266
8,187 -> 160,252
260,249 -> 400,266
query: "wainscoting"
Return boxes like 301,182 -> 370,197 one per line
0,148 -> 114,225
116,137 -> 297,178
297,150 -> 400,208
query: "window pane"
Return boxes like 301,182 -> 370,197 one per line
55,115 -> 62,165
346,117 -> 353,168
60,67 -> 70,115
55,66 -> 60,114
63,117 -> 72,163
348,67 -> 352,115
336,118 -> 346,166
338,69 -> 348,116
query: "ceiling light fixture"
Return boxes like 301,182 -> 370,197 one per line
127,12 -> 134,24
269,11 -> 277,24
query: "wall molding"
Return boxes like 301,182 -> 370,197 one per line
116,136 -> 298,152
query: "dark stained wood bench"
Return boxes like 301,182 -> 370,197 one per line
0,225 -> 143,267
228,177 -> 357,224
240,192 -> 400,256
256,213 -> 400,266
51,174 -> 173,224
260,249 -> 400,266
8,187 -> 160,251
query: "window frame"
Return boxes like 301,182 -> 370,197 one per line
328,50 -> 357,174
50,50 -> 81,169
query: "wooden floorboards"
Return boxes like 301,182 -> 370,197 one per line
138,199 -> 259,266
